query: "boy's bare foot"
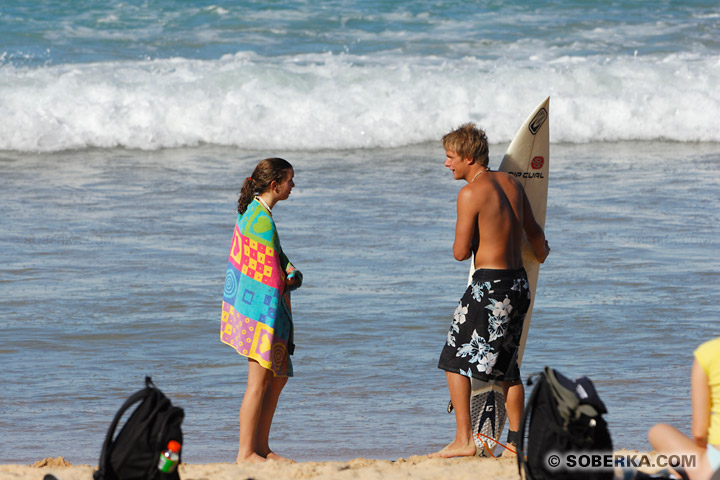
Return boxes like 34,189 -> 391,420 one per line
266,451 -> 295,463
428,439 -> 477,458
236,452 -> 266,463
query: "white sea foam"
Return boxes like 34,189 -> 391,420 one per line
0,50 -> 718,152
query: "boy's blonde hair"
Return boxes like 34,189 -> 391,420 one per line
442,123 -> 489,167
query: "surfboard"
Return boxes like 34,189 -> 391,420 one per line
451,97 -> 550,456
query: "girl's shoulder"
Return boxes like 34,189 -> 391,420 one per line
694,337 -> 720,370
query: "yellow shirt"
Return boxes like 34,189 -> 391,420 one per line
694,337 -> 720,445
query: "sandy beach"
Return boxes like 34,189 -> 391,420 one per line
0,450 -> 666,480
0,455 -> 519,480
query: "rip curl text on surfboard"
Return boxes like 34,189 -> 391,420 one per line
508,171 -> 545,179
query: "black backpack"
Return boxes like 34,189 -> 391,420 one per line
94,377 -> 185,480
517,367 -> 613,480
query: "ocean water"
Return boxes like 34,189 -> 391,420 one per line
1,0 -> 719,465
2,0 -> 720,151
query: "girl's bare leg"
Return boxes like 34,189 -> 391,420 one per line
648,424 -> 713,480
255,375 -> 294,462
237,359 -> 272,463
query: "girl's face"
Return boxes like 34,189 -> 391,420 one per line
275,168 -> 295,200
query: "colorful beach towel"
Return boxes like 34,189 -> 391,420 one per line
221,198 -> 297,377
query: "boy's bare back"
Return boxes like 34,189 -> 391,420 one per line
454,170 -> 547,270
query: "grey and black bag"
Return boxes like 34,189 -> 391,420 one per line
517,367 -> 613,480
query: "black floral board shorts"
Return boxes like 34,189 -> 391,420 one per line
438,268 -> 531,383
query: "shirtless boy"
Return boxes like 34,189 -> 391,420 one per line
431,123 -> 550,458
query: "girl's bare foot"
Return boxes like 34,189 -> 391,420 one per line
266,451 -> 295,463
428,439 -> 477,458
236,451 -> 266,463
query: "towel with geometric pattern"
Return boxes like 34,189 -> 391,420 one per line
221,198 -> 296,377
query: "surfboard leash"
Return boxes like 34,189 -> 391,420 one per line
475,432 -> 517,457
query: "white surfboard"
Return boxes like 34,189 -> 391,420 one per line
461,97 -> 550,456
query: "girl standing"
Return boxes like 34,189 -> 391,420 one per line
220,158 -> 302,462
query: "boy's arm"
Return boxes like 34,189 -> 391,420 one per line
522,188 -> 550,263
453,187 -> 477,261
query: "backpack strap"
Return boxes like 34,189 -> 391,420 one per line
152,403 -> 185,453
94,377 -> 155,480
517,371 -> 544,480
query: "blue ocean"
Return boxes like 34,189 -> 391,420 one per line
1,0 -> 718,465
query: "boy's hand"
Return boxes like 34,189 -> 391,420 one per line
538,240 -> 550,263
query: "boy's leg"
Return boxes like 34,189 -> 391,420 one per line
429,371 -> 477,458
501,380 -> 524,432
501,380 -> 524,453
237,359 -> 272,463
